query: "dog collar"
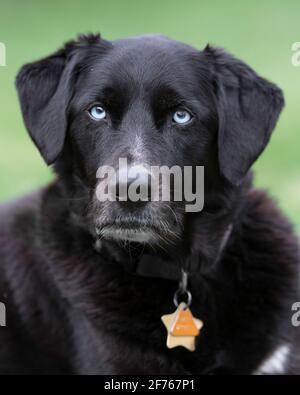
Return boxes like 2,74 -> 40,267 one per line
94,224 -> 232,352
94,224 -> 233,282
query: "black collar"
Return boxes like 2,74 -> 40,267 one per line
94,224 -> 233,282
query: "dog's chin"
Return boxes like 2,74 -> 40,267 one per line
99,226 -> 157,244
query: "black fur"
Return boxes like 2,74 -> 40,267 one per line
0,34 -> 299,374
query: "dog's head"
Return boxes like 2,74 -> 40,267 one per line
16,34 -> 284,247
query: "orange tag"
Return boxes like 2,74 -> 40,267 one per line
170,305 -> 200,336
161,303 -> 203,351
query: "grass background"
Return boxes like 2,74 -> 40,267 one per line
0,0 -> 299,234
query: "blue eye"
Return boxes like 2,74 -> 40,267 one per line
89,105 -> 106,121
173,110 -> 192,125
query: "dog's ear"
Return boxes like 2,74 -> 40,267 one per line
204,46 -> 284,185
16,46 -> 76,164
16,34 -> 103,165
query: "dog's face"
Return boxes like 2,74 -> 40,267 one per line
66,37 -> 216,244
16,34 -> 284,246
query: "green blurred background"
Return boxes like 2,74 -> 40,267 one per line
0,0 -> 299,233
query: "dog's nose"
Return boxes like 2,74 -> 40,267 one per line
110,165 -> 152,205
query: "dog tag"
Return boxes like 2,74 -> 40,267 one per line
171,304 -> 199,336
161,302 -> 203,352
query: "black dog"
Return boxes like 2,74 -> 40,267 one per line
0,34 -> 299,374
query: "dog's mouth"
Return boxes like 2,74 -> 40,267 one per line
97,225 -> 156,243
95,218 -> 179,244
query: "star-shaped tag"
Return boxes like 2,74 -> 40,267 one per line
161,302 -> 203,352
